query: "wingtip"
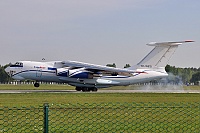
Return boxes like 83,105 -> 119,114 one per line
184,40 -> 195,42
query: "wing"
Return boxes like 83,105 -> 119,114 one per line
61,61 -> 135,74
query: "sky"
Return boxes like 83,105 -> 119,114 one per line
0,0 -> 200,68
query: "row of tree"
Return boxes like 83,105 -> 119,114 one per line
0,64 -> 200,85
165,65 -> 200,85
106,63 -> 131,68
0,65 -> 10,83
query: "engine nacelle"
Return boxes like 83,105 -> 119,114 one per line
56,68 -> 69,76
68,69 -> 92,79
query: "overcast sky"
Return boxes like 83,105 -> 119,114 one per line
0,0 -> 199,68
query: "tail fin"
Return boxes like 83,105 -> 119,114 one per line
131,40 -> 194,69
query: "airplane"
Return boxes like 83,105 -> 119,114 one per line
5,40 -> 194,92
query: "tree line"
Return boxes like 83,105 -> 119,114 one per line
165,65 -> 200,85
0,65 -> 10,83
0,64 -> 200,85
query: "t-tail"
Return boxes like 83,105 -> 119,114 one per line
129,40 -> 194,70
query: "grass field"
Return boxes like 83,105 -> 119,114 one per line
0,84 -> 75,90
1,92 -> 200,106
2,101 -> 199,132
0,84 -> 200,90
0,84 -> 200,106
1,85 -> 199,132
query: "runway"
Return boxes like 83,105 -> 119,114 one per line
0,89 -> 200,93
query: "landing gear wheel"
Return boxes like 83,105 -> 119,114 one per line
92,88 -> 98,92
76,87 -> 82,91
34,82 -> 40,87
82,87 -> 89,92
76,87 -> 98,92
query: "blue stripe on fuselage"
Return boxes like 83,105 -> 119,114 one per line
48,67 -> 57,70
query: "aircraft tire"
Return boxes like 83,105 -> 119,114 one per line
34,82 -> 40,87
92,88 -> 98,92
88,88 -> 93,91
82,87 -> 89,92
76,87 -> 82,91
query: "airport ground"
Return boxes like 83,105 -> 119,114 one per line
0,84 -> 200,90
0,84 -> 199,106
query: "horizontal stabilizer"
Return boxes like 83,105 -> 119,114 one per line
147,40 -> 194,46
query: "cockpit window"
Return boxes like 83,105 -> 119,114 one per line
10,62 -> 23,67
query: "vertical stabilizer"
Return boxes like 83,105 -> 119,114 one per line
131,40 -> 194,69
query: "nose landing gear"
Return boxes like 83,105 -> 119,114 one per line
34,82 -> 40,87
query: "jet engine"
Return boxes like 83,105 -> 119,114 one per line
68,69 -> 93,79
56,68 -> 69,76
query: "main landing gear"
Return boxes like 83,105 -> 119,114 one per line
34,82 -> 40,87
76,87 -> 98,92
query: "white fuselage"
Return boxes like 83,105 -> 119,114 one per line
5,61 -> 168,88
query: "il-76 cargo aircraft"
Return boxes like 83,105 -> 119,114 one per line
5,40 -> 194,91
